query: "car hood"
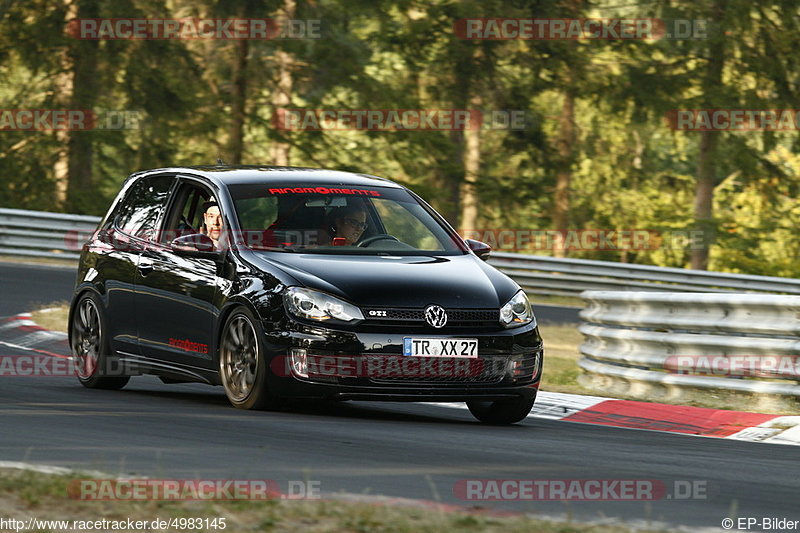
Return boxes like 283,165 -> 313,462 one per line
249,252 -> 519,308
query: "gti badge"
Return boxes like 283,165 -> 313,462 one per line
424,305 -> 447,328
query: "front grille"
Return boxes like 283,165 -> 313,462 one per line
364,307 -> 500,328
368,355 -> 509,384
378,309 -> 423,321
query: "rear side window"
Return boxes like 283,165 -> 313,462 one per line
114,175 -> 174,240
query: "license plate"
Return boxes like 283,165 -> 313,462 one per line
402,338 -> 478,357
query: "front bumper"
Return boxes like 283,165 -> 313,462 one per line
263,319 -> 543,401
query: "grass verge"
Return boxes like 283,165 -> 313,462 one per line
0,255 -> 78,268
530,294 -> 584,308
0,468 -> 665,533
29,303 -> 70,333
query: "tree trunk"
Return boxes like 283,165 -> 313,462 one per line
690,1 -> 725,270
438,131 -> 463,225
228,37 -> 249,164
53,0 -> 77,210
271,0 -> 295,166
65,0 -> 99,214
460,93 -> 481,234
691,130 -> 717,269
553,88 -> 576,258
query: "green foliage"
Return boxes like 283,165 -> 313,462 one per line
0,0 -> 799,275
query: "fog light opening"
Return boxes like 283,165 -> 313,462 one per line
510,354 -> 541,381
290,348 -> 308,378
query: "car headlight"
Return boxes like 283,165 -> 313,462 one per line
500,290 -> 535,328
284,287 -> 364,323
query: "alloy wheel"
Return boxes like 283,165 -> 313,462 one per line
220,314 -> 259,402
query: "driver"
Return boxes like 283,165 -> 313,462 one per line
200,200 -> 225,250
320,204 -> 368,246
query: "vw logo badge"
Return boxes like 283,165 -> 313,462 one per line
424,305 -> 448,328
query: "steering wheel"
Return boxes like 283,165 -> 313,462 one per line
357,234 -> 401,247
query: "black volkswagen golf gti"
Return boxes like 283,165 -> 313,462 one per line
69,166 -> 543,424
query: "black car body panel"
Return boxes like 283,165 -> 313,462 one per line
247,253 -> 519,307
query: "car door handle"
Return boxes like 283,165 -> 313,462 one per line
138,263 -> 154,276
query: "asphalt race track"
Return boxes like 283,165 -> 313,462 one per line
1,260 -> 798,529
0,262 -> 78,316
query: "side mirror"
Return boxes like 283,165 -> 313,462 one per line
170,234 -> 222,260
465,238 -> 491,261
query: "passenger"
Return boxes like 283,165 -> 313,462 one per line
319,204 -> 368,246
200,200 -> 225,250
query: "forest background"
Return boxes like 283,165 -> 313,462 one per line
2,0 -> 799,276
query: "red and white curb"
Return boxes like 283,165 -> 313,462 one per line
433,391 -> 800,446
4,313 -> 799,446
0,461 -> 105,477
0,312 -> 70,358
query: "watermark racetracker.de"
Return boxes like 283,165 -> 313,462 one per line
68,478 -> 321,501
0,355 -> 135,378
67,18 -> 321,40
454,18 -> 709,40
666,109 -> 800,131
61,228 -> 711,253
453,478 -> 709,501
665,355 -> 800,379
272,108 -> 527,131
0,109 -> 145,130
459,229 -> 710,252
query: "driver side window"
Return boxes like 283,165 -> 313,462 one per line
161,182 -> 214,244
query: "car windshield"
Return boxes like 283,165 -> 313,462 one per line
228,183 -> 466,255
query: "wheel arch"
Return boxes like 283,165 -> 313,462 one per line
213,297 -> 265,365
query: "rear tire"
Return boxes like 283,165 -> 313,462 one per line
70,292 -> 129,390
219,307 -> 283,410
467,396 -> 536,425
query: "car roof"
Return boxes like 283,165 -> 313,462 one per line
132,165 -> 405,189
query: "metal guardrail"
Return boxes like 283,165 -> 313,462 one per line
0,208 -> 100,260
2,209 -> 800,298
488,251 -> 800,296
578,291 -> 800,396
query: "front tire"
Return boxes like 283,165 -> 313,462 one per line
467,396 -> 536,425
70,292 -> 129,390
219,307 -> 282,410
